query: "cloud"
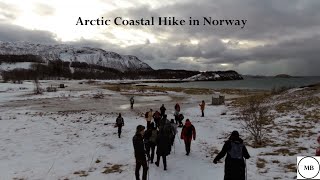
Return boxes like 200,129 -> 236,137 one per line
33,3 -> 55,16
0,23 -> 57,43
97,0 -> 320,75
0,2 -> 19,21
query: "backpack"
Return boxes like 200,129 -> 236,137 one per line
179,114 -> 184,120
116,117 -> 123,125
185,126 -> 193,137
145,112 -> 148,118
164,123 -> 174,139
149,130 -> 158,143
228,141 -> 244,159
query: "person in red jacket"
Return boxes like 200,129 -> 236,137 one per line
316,135 -> 320,156
180,119 -> 196,156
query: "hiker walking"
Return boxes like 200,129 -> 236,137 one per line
153,110 -> 161,129
180,119 -> 196,156
316,135 -> 320,156
144,122 -> 158,163
160,104 -> 166,118
159,114 -> 168,130
145,109 -> 153,127
213,131 -> 250,180
133,125 -> 148,180
174,111 -> 179,125
170,119 -> 178,146
199,100 -> 205,117
115,113 -> 124,138
177,113 -> 184,127
155,125 -> 171,171
174,103 -> 180,114
130,96 -> 135,109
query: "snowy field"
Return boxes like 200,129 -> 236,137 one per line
0,80 -> 319,180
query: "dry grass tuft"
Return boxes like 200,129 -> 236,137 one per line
284,163 -> 296,173
256,158 -> 267,169
73,170 -> 88,177
102,164 -> 125,174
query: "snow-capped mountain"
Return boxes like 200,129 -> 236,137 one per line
0,41 -> 152,72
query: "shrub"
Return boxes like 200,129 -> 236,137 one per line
239,96 -> 272,147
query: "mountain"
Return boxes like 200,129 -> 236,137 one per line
185,71 -> 243,81
0,41 -> 152,72
274,74 -> 293,78
0,41 -> 243,81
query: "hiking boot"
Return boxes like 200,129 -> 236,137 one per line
164,167 -> 167,171
155,161 -> 159,167
186,153 -> 189,156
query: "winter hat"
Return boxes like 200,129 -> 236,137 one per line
136,125 -> 145,133
170,119 -> 174,123
186,119 -> 190,122
231,131 -> 240,138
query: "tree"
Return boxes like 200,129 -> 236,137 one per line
31,63 -> 44,94
239,96 -> 272,147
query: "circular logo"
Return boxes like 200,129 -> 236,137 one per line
298,156 -> 320,179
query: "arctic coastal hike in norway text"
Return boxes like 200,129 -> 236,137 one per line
76,16 -> 247,28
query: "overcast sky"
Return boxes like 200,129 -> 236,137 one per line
0,0 -> 319,76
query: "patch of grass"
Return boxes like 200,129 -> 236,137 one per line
260,152 -> 279,156
230,94 -> 270,107
256,158 -> 267,169
307,131 -> 317,137
287,129 -> 303,138
301,97 -> 320,107
206,147 -> 220,159
103,84 -> 214,95
275,102 -> 296,113
102,164 -> 125,174
272,160 -> 280,164
73,170 -> 88,177
274,148 -> 297,156
286,124 -> 312,129
284,163 -> 296,173
297,147 -> 308,153
304,109 -> 320,122
183,88 -> 212,94
270,86 -> 293,95
220,89 -> 267,95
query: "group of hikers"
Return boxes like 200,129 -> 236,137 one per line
116,96 -> 320,180
132,103 -> 197,180
116,98 -> 251,180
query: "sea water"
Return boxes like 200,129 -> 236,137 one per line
143,77 -> 320,90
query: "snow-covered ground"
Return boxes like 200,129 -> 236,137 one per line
0,80 -> 319,180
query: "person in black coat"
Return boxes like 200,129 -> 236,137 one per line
144,122 -> 158,163
133,125 -> 148,180
115,113 -> 124,138
160,104 -> 166,118
213,131 -> 250,180
155,128 -> 171,171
